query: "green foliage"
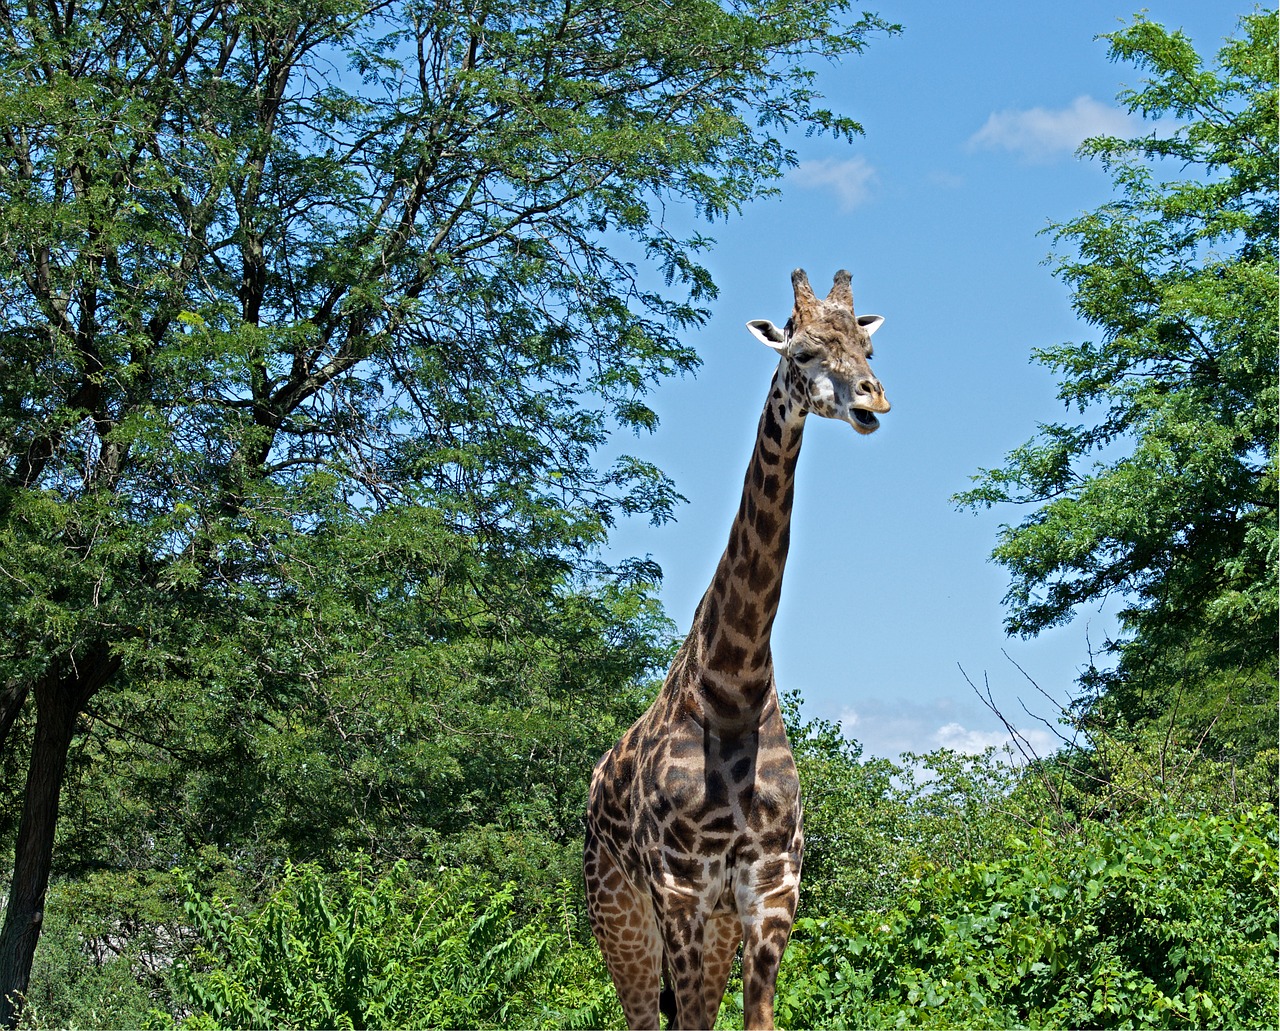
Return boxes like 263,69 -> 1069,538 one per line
777,808 -> 1279,1030
17,885 -> 164,1031
21,707 -> 1278,1030
956,10 -> 1278,761
1020,699 -> 1279,830
47,557 -> 672,900
172,862 -> 620,1030
785,676 -> 1279,1031
785,694 -> 1033,920
0,0 -> 898,1012
16,852 -> 252,1031
784,694 -> 910,917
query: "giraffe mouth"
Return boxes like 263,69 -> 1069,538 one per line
851,408 -> 881,434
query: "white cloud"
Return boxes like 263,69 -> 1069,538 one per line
838,707 -> 861,728
789,156 -> 877,211
823,696 -> 963,758
817,696 -> 1065,763
932,721 -> 1059,760
967,95 -> 1138,162
933,722 -> 1010,754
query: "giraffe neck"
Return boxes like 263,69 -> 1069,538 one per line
689,361 -> 804,709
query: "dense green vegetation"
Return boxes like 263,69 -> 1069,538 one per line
778,808 -> 1277,1030
0,2 -> 1275,1029
21,725 -> 1279,1030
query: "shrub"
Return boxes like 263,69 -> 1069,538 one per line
171,861 -> 620,1029
776,807 -> 1279,1029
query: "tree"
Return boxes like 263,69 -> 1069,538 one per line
0,0 -> 897,1020
957,10 -> 1278,762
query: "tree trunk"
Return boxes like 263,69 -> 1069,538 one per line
0,650 -> 115,1028
0,684 -> 30,766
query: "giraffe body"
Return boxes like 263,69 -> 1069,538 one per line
586,269 -> 889,1030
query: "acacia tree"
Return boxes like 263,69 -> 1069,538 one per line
959,11 -> 1277,760
0,0 -> 896,1019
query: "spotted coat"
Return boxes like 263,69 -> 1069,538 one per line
585,269 -> 890,1030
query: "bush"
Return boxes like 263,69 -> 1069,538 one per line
787,695 -> 1028,921
17,869 -> 185,1031
776,807 -> 1278,1029
171,861 -> 620,1029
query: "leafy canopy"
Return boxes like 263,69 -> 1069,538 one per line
0,0 -> 898,1020
0,0 -> 899,823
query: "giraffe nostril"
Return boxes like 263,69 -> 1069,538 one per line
857,378 -> 881,397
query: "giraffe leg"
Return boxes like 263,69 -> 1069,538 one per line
737,867 -> 800,1030
585,827 -> 663,1029
657,891 -> 720,1030
701,912 -> 742,1027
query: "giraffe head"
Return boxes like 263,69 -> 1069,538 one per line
745,268 -> 889,435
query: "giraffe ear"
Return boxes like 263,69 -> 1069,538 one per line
746,319 -> 788,352
858,314 -> 885,337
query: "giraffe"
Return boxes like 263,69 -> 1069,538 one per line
584,268 -> 890,1030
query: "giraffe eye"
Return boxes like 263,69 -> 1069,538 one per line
790,349 -> 817,364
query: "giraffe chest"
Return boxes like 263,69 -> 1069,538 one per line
599,718 -> 803,905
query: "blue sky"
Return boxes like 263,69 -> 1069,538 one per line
604,0 -> 1247,760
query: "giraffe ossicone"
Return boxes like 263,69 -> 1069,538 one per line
585,268 -> 890,1030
